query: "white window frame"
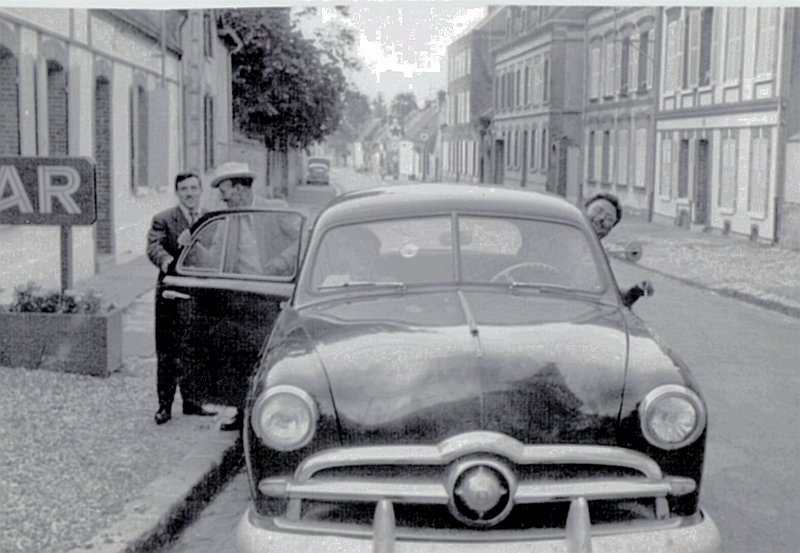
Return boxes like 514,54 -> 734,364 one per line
748,131 -> 770,216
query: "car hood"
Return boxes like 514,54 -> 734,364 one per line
296,289 -> 628,446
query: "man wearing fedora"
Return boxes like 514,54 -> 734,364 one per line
147,172 -> 216,425
206,162 -> 302,431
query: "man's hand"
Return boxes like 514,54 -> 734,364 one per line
177,229 -> 192,248
160,256 -> 174,274
264,255 -> 290,276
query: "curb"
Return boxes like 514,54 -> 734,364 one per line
610,254 -> 800,320
67,434 -> 244,553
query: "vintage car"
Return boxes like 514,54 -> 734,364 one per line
164,184 -> 719,552
305,156 -> 331,186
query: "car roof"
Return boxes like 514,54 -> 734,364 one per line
316,184 -> 587,227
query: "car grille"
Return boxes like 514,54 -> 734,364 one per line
258,431 -> 696,540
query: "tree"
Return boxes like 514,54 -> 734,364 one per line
390,92 -> 418,125
221,8 -> 350,153
371,93 -> 388,123
326,89 -> 372,161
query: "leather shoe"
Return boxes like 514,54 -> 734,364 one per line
220,409 -> 244,432
154,407 -> 171,425
183,403 -> 216,417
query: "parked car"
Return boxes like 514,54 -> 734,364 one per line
165,185 -> 720,552
304,156 -> 331,186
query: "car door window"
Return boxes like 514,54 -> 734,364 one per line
181,219 -> 224,272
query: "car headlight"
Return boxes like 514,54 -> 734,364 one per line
252,385 -> 318,451
639,385 -> 706,450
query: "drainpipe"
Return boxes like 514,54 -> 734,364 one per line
774,7 -> 794,244
160,11 -> 166,87
647,7 -> 663,223
178,11 -> 190,171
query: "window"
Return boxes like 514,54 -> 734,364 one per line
628,36 -> 639,92
725,8 -> 744,82
542,56 -> 549,102
514,130 -> 519,167
495,76 -> 500,110
749,132 -> 770,215
685,9 -> 701,87
678,138 -> 690,198
524,65 -> 530,105
516,68 -> 521,107
660,138 -> 672,198
130,83 -> 148,190
618,129 -> 629,185
638,30 -> 651,91
203,11 -> 214,58
602,131 -> 611,183
593,129 -> 601,179
0,47 -> 20,155
590,44 -> 601,99
603,38 -> 615,96
533,56 -> 542,105
634,128 -> 647,188
530,128 -> 537,169
620,37 -> 630,94
541,128 -> 548,170
47,60 -> 69,156
204,94 -> 214,171
699,8 -> 714,85
756,8 -> 778,77
506,131 -> 511,166
587,131 -> 595,180
665,20 -> 681,91
719,135 -> 737,209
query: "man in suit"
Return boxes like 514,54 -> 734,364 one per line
147,172 -> 216,425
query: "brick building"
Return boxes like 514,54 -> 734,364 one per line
0,8 -> 239,287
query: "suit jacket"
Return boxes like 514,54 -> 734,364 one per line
147,205 -> 192,280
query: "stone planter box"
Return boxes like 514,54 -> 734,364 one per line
0,308 -> 123,377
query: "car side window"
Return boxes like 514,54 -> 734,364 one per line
179,212 -> 303,279
181,219 -> 224,272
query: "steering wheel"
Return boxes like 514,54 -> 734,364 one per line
490,261 -> 566,284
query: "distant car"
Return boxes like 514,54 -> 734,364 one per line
304,157 -> 331,186
166,185 -> 720,552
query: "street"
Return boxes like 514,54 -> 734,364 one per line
162,172 -> 800,553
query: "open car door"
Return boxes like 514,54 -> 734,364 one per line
160,208 -> 306,407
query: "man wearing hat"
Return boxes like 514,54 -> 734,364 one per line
206,162 -> 302,430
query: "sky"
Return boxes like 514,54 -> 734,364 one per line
298,5 -> 486,101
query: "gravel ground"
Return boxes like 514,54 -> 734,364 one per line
0,357 -> 223,553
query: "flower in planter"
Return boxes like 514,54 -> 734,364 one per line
7,281 -> 113,314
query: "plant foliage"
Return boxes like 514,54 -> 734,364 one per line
4,282 -> 111,314
221,8 -> 355,152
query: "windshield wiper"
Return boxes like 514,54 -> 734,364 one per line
318,281 -> 406,291
508,282 -> 588,298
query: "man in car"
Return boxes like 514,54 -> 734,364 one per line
584,192 -> 653,307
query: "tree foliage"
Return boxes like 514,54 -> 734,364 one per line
221,8 -> 351,152
326,89 -> 372,157
390,92 -> 418,124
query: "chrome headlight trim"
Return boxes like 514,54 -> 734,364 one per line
639,384 -> 706,450
251,385 -> 318,451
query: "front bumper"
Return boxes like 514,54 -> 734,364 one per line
235,505 -> 720,553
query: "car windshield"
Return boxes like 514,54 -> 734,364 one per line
308,215 -> 604,293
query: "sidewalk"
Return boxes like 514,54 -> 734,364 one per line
606,213 -> 800,318
3,200 -> 799,553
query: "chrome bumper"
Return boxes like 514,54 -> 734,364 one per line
235,505 -> 721,553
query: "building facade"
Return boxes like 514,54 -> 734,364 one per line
441,14 -> 504,184
0,8 -> 238,288
653,7 -> 792,243
583,7 -> 660,214
492,6 -> 588,203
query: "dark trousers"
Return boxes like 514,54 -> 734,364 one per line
155,290 -> 199,409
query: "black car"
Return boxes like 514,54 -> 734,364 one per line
164,184 -> 720,552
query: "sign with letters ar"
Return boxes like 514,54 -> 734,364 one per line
0,157 -> 96,225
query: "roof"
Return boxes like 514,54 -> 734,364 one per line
316,184 -> 587,229
403,106 -> 438,143
357,118 -> 384,143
